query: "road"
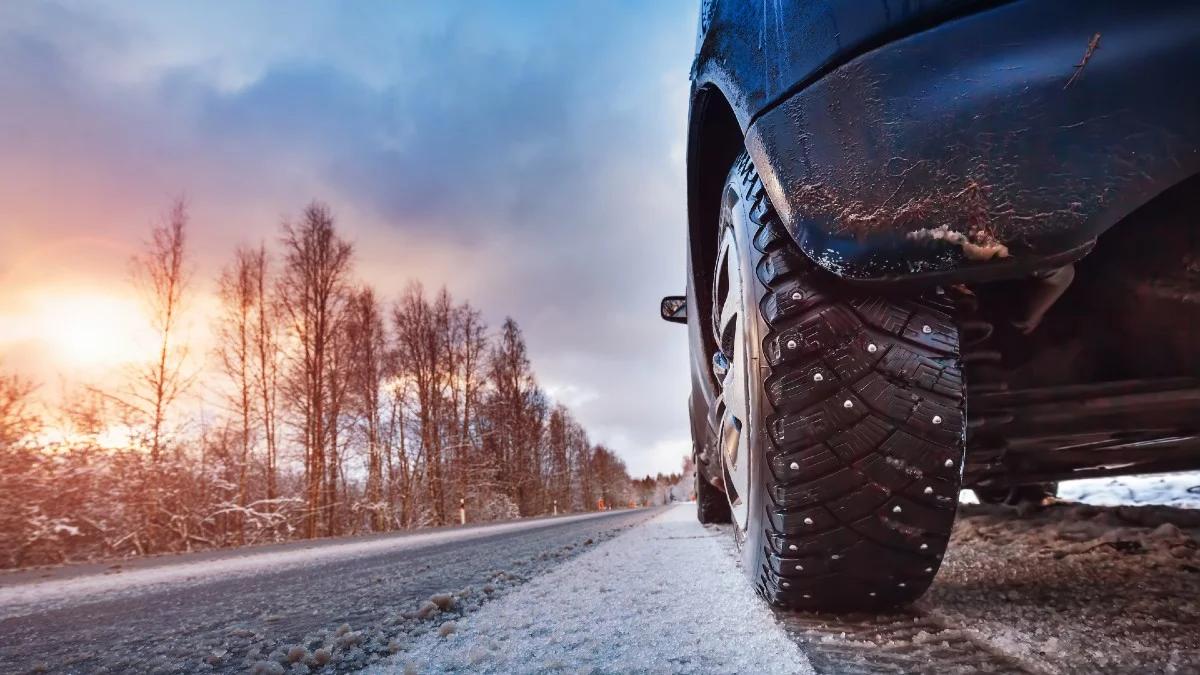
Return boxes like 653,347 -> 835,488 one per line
3,501 -> 1199,674
0,509 -> 657,674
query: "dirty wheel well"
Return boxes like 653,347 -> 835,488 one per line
687,85 -> 743,366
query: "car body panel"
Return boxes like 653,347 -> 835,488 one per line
691,0 -> 992,130
691,0 -> 1200,283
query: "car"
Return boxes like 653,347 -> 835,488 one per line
661,0 -> 1200,612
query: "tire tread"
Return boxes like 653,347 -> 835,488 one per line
729,153 -> 966,611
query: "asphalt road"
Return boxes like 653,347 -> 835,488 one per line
0,509 -> 658,674
4,501 -> 1198,675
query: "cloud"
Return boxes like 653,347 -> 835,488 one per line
0,0 -> 700,476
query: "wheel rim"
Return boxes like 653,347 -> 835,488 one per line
712,214 -> 753,531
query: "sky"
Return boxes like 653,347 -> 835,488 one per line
0,1 -> 701,476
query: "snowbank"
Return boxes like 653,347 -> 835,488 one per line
964,471 -> 1200,508
1058,471 -> 1200,508
372,504 -> 813,674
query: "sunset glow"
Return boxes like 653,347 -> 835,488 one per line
0,288 -> 153,372
0,0 -> 695,478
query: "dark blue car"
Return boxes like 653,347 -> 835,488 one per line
663,0 -> 1200,611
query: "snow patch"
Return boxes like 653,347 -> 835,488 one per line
1058,472 -> 1200,508
369,505 -> 813,674
964,472 -> 1200,509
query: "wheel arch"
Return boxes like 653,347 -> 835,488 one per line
686,83 -> 743,347
685,82 -> 745,486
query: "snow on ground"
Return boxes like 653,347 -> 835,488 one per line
1058,471 -> 1200,508
0,511 -> 616,620
963,471 -> 1200,508
371,504 -> 813,675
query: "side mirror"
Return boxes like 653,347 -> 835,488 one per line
660,296 -> 687,324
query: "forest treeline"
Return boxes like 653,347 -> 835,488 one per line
0,200 -> 684,569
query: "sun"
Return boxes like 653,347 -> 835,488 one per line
28,291 -> 153,370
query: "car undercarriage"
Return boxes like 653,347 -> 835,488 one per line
961,175 -> 1200,493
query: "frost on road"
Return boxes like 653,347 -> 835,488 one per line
376,504 -> 813,675
0,511 -> 620,620
0,510 -> 652,674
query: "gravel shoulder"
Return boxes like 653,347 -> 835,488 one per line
927,501 -> 1200,674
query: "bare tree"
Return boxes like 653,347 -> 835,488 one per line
0,369 -> 38,449
483,318 -> 547,515
589,444 -> 629,509
444,300 -> 487,518
383,377 -> 417,528
392,283 -> 450,524
248,245 -> 282,509
346,288 -> 388,531
129,199 -> 193,462
0,193 -> 646,568
0,369 -> 42,567
214,247 -> 258,542
545,405 -> 571,513
325,305 -> 353,535
277,202 -> 354,538
566,416 -> 592,511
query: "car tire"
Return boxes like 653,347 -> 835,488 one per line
975,483 -> 1058,508
696,465 -> 733,524
712,152 -> 967,611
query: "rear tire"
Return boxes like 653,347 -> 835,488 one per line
975,483 -> 1058,508
696,467 -> 733,524
714,153 -> 967,611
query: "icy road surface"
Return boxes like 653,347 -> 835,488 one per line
0,509 -> 655,673
371,504 -> 813,674
3,483 -> 1199,674
370,500 -> 1200,675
